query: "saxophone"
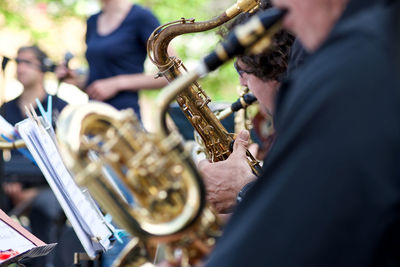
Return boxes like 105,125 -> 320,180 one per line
147,0 -> 263,176
56,8 -> 285,267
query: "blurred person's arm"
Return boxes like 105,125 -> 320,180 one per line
55,64 -> 87,90
72,46 -> 175,101
85,72 -> 168,101
2,182 -> 38,206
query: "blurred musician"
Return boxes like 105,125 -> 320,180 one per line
1,45 -> 68,267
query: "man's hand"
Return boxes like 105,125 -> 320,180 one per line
197,130 -> 257,213
55,64 -> 83,88
3,182 -> 23,198
2,182 -> 38,206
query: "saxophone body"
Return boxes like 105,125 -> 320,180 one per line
147,0 -> 262,174
56,102 -> 221,266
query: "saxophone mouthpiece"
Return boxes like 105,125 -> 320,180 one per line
203,7 -> 287,72
216,93 -> 257,121
231,93 -> 258,112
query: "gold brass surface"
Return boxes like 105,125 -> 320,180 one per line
0,139 -> 25,149
56,102 -> 221,266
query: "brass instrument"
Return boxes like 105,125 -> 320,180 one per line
191,90 -> 257,160
56,102 -> 221,267
147,0 -> 263,176
0,139 -> 25,163
56,8 -> 285,267
0,139 -> 25,149
193,90 -> 257,160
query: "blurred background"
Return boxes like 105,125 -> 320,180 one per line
0,0 -> 242,128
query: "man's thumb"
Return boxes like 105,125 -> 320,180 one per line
233,130 -> 250,153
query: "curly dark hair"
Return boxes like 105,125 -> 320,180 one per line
226,6 -> 294,82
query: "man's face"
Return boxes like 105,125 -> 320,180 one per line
16,50 -> 44,88
272,0 -> 347,51
236,60 -> 279,116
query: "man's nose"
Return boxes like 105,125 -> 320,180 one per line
17,64 -> 27,73
239,76 -> 247,87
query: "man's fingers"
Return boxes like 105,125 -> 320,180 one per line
232,130 -> 250,155
248,143 -> 259,157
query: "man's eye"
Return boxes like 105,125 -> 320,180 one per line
15,59 -> 33,65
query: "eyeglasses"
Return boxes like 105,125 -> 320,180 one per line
234,61 -> 254,77
15,58 -> 36,66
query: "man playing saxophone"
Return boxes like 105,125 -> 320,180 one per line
162,0 -> 400,265
198,9 -> 294,214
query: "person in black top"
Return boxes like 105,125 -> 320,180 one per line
200,0 -> 400,266
1,45 -> 69,267
56,0 -> 169,121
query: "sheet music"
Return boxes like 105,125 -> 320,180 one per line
0,220 -> 35,253
16,118 -> 113,259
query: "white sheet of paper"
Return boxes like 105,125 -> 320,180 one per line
16,118 -> 113,259
0,220 -> 35,253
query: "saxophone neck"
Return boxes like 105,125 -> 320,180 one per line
149,15 -> 230,70
147,0 -> 260,71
